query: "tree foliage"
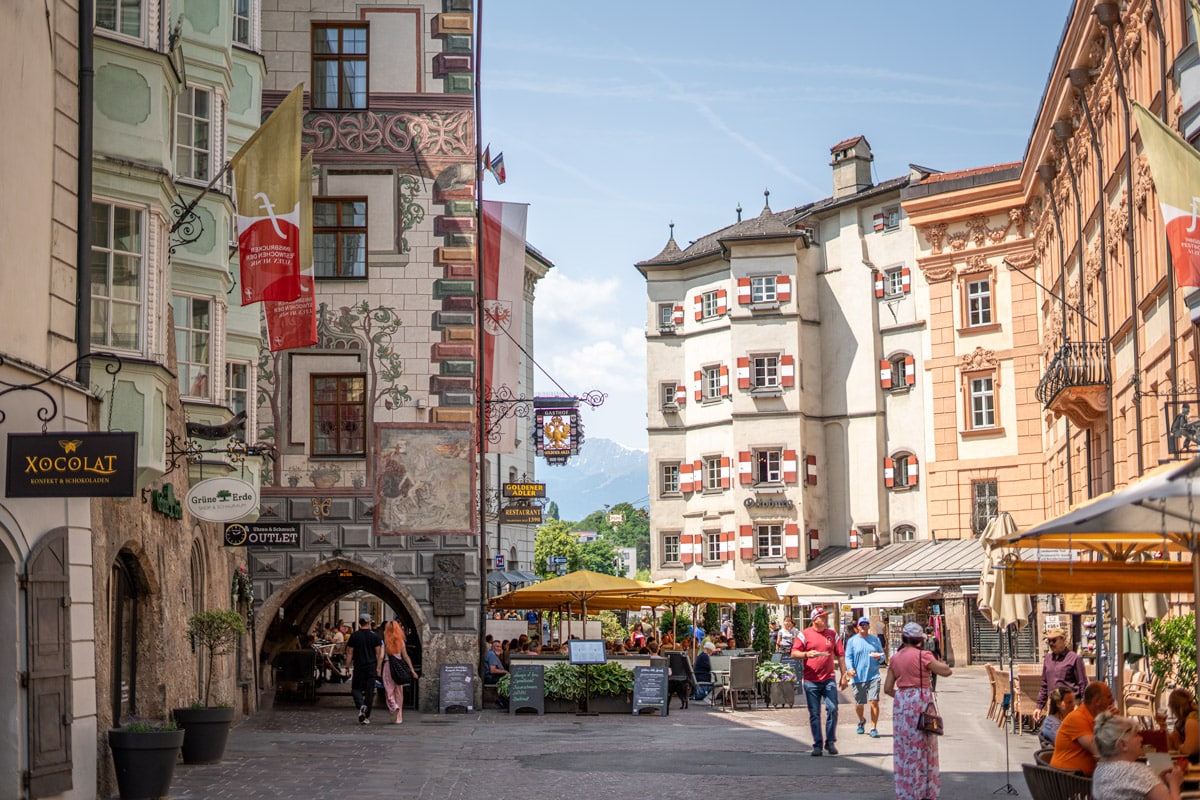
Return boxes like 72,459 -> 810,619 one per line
703,602 -> 720,637
533,520 -> 580,578
546,501 -> 560,521
752,604 -> 772,656
1146,613 -> 1197,696
732,603 -> 751,646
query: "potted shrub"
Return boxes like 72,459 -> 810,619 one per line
172,609 -> 245,764
108,718 -> 184,800
757,660 -> 798,707
542,662 -> 584,712
581,661 -> 635,713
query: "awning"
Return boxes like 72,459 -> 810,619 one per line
486,570 -> 540,586
850,586 -> 939,609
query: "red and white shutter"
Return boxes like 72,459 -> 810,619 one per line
716,288 -> 728,315
908,454 -> 920,487
784,523 -> 800,559
873,212 -> 885,232
904,355 -> 915,387
808,528 -> 820,559
806,454 -> 817,485
679,462 -> 693,493
672,304 -> 684,325
901,266 -> 912,294
680,533 -> 695,564
720,456 -> 731,489
721,530 -> 735,561
738,451 -> 753,485
777,275 -> 791,302
736,357 -> 751,389
780,355 -> 795,387
718,365 -> 730,397
874,272 -> 885,298
694,460 -> 703,489
879,359 -> 892,389
736,277 -> 751,305
676,383 -> 688,405
694,370 -> 703,402
739,525 -> 755,560
883,457 -> 895,488
783,450 -> 798,483
693,294 -> 703,321
850,528 -> 860,549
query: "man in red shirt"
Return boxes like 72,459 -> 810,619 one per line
792,606 -> 847,756
1050,681 -> 1113,776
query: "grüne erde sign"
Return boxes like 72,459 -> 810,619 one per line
6,432 -> 137,497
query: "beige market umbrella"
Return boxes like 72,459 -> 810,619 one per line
630,578 -> 765,654
979,512 -> 1030,631
775,580 -> 848,607
706,576 -> 781,603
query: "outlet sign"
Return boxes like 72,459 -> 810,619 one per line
186,477 -> 258,522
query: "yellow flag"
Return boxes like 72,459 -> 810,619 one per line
231,84 -> 304,305
1133,102 -> 1200,288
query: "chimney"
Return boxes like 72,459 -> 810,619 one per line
830,136 -> 873,199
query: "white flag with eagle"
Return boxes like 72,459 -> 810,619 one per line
482,200 -> 528,454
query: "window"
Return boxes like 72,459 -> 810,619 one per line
174,296 -> 211,399
314,198 -> 367,278
233,0 -> 251,46
700,290 -> 720,319
97,0 -> 142,38
111,553 -> 140,722
972,480 -> 999,536
970,375 -> 996,428
755,449 -> 782,484
661,463 -> 680,495
661,383 -> 678,408
966,277 -> 993,326
752,355 -> 780,390
889,354 -> 909,390
893,525 -> 916,542
750,275 -> 777,304
312,23 -> 368,110
885,267 -> 905,297
705,532 -> 721,562
176,87 -> 212,181
703,456 -> 722,491
756,524 -> 782,558
888,452 -> 918,489
227,361 -> 250,417
658,303 -> 675,331
91,202 -> 143,351
311,374 -> 366,455
663,534 -> 680,564
702,365 -> 721,400
882,205 -> 900,231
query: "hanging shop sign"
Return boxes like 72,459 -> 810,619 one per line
6,431 -> 138,497
186,476 -> 259,522
149,483 -> 184,520
534,408 -> 578,465
502,482 -> 546,498
223,522 -> 300,547
500,503 -> 543,525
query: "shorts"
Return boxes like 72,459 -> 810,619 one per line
852,677 -> 881,705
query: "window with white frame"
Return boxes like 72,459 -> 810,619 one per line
91,201 -> 144,351
970,375 -> 996,428
658,303 -> 675,330
893,524 -> 916,542
660,463 -> 680,495
756,523 -> 782,558
661,382 -> 678,408
96,0 -> 142,38
703,456 -> 722,491
893,453 -> 913,487
226,361 -> 250,417
174,296 -> 212,399
233,0 -> 252,46
702,365 -> 721,400
882,205 -> 900,231
705,532 -> 721,562
885,267 -> 905,297
700,290 -> 720,319
750,275 -> 777,304
966,277 -> 993,326
752,355 -> 779,389
312,23 -> 368,110
662,533 -> 680,564
889,354 -> 909,390
754,449 -> 782,484
176,87 -> 212,181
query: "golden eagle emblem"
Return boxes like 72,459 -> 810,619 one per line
59,439 -> 83,454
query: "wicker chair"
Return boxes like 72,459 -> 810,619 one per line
1021,762 -> 1092,800
1123,681 -> 1158,729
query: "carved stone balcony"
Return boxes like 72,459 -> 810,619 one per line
1036,340 -> 1110,428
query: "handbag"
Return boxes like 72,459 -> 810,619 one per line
916,649 -> 944,736
388,654 -> 412,686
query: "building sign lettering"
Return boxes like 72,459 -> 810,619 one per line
5,432 -> 137,497
500,504 -> 543,525
743,496 -> 795,510
224,523 -> 301,547
534,408 -> 579,465
150,483 -> 183,520
502,482 -> 546,498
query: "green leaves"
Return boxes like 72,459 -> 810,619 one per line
1146,613 -> 1197,696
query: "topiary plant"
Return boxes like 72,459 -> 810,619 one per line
187,609 -> 246,707
733,603 -> 751,646
752,604 -> 771,656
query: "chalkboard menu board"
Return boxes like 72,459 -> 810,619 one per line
632,665 -> 669,716
508,664 -> 544,715
439,663 -> 475,713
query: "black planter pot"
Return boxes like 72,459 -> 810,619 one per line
172,706 -> 235,764
108,727 -> 185,800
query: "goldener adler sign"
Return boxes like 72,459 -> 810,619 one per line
6,432 -> 137,497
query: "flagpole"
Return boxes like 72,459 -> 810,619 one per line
169,160 -> 234,235
474,0 -> 489,669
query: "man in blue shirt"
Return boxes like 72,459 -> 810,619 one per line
842,617 -> 885,737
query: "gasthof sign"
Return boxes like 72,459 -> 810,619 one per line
502,482 -> 546,498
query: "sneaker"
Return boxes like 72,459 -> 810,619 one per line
825,743 -> 839,755
358,705 -> 368,724
856,722 -> 865,735
361,717 -> 369,725
811,745 -> 823,757
869,728 -> 880,738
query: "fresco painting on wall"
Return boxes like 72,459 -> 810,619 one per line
375,424 -> 473,535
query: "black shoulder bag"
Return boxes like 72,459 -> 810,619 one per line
388,654 -> 412,686
916,650 -> 944,736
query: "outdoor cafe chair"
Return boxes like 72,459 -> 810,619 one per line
726,657 -> 758,711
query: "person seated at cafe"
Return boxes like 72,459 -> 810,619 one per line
646,640 -> 661,656
1092,711 -> 1185,800
1051,681 -> 1114,776
483,640 -> 507,685
661,631 -> 676,650
1039,686 -> 1076,750
1163,689 -> 1200,763
631,626 -> 646,650
528,636 -> 542,654
692,641 -> 716,702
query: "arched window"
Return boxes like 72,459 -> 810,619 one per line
893,525 -> 916,542
111,553 -> 140,722
190,539 -> 206,699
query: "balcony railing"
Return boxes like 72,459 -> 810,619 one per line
1036,339 -> 1110,409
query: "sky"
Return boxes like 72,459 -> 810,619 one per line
479,1 -> 1073,451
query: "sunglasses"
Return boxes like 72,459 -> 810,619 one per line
1047,637 -> 1063,643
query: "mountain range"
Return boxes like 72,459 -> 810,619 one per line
538,437 -> 649,522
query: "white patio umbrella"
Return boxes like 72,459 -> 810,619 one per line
978,512 -> 1030,630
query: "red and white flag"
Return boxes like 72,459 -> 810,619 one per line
264,153 -> 317,351
481,200 -> 528,453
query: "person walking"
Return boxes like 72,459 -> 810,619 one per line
1035,628 -> 1087,723
843,616 -> 885,738
792,606 -> 847,756
884,621 -> 953,800
345,614 -> 382,725
381,620 -> 418,724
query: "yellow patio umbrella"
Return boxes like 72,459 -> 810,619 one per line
629,578 -> 765,654
487,569 -> 651,616
705,576 -> 781,603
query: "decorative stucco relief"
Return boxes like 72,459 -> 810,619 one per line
921,223 -> 948,255
918,209 -> 1027,256
1133,154 -> 1152,212
303,111 -> 472,157
918,262 -> 955,283
960,347 -> 998,372
1105,190 -> 1129,255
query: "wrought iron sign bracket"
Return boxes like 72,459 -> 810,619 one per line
482,388 -> 606,444
161,432 -> 276,479
169,161 -> 233,255
0,352 -> 122,430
